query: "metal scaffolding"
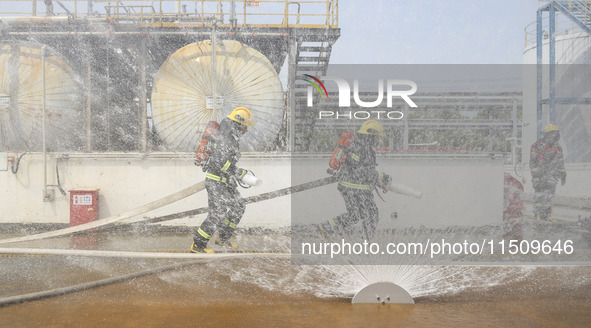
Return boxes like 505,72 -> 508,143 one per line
0,0 -> 340,152
535,1 -> 591,139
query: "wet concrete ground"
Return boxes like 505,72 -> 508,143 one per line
0,228 -> 590,327
0,257 -> 590,327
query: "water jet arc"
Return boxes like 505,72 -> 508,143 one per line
352,282 -> 414,304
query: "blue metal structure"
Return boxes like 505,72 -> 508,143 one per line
536,1 -> 591,138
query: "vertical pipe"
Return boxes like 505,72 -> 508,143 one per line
402,105 -> 408,151
326,0 -> 329,27
33,0 -> 37,16
212,22 -> 217,117
284,0 -> 288,27
549,4 -> 556,124
487,108 -> 493,152
388,127 -> 394,154
511,98 -> 518,166
88,0 -> 93,15
42,45 -> 48,199
106,45 -> 110,149
86,44 -> 92,151
230,0 -> 236,28
287,37 -> 297,152
536,9 -> 543,140
140,38 -> 147,152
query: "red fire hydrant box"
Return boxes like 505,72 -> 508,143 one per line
69,189 -> 99,229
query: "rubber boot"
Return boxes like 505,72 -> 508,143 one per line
215,238 -> 239,250
190,242 -> 214,254
191,228 -> 214,253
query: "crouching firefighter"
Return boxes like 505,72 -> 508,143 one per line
317,120 -> 391,241
191,107 -> 254,253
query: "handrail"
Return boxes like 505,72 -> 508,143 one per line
524,17 -> 589,48
525,1 -> 591,48
286,2 -> 301,26
0,0 -> 339,29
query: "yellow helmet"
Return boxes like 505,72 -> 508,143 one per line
227,107 -> 253,127
542,124 -> 559,133
358,120 -> 384,137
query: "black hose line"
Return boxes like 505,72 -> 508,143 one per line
10,152 -> 27,174
54,161 -> 67,196
0,258 -> 210,307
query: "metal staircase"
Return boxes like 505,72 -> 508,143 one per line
535,1 -> 591,138
570,1 -> 591,25
293,40 -> 333,151
552,1 -> 591,33
535,1 -> 591,162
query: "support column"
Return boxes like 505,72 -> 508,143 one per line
402,105 -> 409,151
139,37 -> 148,152
86,41 -> 92,151
511,98 -> 518,166
287,36 -> 297,152
536,9 -> 543,140
549,4 -> 556,124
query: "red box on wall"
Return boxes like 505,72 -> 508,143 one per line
69,189 -> 99,229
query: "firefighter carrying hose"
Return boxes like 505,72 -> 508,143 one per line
317,120 -> 391,241
191,107 -> 254,253
529,124 -> 567,222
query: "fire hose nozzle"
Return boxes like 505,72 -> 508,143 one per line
242,173 -> 262,187
387,182 -> 423,199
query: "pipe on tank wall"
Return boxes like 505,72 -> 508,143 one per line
42,45 -> 49,201
212,21 -> 217,116
0,16 -> 71,24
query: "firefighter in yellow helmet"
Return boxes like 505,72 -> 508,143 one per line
317,120 -> 391,240
191,107 -> 254,253
529,124 -> 566,222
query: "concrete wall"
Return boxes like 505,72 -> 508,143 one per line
0,153 -> 508,229
517,163 -> 591,199
293,157 -> 505,229
0,152 -> 291,228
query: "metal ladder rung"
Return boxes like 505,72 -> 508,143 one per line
299,46 -> 329,52
297,56 -> 329,62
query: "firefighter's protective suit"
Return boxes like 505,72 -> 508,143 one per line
191,108 -> 252,253
529,124 -> 566,222
318,120 -> 389,240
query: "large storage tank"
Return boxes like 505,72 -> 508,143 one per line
0,41 -> 83,151
523,24 -> 591,164
151,40 -> 285,151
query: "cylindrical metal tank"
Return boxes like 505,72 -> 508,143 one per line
151,39 -> 284,151
523,27 -> 591,164
0,41 -> 83,151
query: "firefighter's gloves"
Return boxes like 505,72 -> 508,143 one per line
236,168 -> 248,180
376,172 -> 392,192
